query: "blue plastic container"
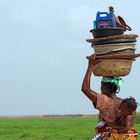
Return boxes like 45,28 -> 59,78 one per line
93,20 -> 97,29
96,10 -> 116,29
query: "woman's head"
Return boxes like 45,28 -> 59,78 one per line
101,76 -> 123,95
119,97 -> 137,116
101,82 -> 120,95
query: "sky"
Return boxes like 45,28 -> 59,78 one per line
0,0 -> 140,115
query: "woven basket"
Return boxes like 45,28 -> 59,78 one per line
92,59 -> 133,76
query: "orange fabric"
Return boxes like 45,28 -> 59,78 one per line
100,130 -> 138,140
96,124 -> 138,140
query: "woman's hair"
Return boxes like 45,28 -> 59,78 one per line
101,76 -> 123,93
121,97 -> 137,111
101,81 -> 120,93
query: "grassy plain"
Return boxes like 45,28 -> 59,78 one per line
0,114 -> 139,140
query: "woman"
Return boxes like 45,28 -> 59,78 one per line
81,55 -> 122,123
81,55 -> 138,139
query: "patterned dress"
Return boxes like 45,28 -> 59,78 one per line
96,94 -> 121,123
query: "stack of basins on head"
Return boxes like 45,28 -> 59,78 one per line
86,29 -> 140,76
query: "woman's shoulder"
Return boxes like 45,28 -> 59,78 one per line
113,96 -> 122,104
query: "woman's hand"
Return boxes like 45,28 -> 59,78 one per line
86,54 -> 100,68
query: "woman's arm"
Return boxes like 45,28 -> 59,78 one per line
81,55 -> 99,105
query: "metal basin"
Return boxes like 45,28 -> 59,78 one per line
90,28 -> 124,38
92,43 -> 136,55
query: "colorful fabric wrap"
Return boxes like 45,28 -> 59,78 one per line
95,122 -> 138,140
102,76 -> 123,87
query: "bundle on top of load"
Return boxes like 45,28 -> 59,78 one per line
86,6 -> 140,76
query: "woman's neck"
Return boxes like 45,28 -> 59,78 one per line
109,93 -> 117,98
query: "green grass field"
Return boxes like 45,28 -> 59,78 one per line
0,114 -> 139,140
